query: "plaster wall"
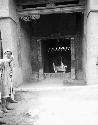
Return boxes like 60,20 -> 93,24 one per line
0,0 -> 17,21
86,0 -> 98,84
82,10 -> 87,82
0,0 -> 23,86
10,20 -> 23,86
87,0 -> 98,12
86,12 -> 98,84
0,19 -> 12,50
9,0 -> 18,22
19,22 -> 32,83
0,0 -> 9,18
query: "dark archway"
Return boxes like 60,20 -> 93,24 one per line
41,38 -> 71,73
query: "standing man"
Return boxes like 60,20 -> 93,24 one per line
9,54 -> 17,103
0,49 -> 16,113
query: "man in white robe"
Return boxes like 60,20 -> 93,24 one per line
0,49 -> 16,113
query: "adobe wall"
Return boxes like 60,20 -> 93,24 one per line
0,0 -> 23,86
86,0 -> 98,84
19,21 -> 32,83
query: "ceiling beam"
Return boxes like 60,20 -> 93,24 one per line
16,0 -> 79,6
17,5 -> 85,17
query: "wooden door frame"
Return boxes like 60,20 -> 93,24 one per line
0,30 -> 3,59
40,35 -> 77,78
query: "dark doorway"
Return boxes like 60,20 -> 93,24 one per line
41,38 -> 71,73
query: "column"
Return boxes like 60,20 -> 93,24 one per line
86,0 -> 98,84
0,0 -> 23,85
0,0 -> 17,51
71,37 -> 75,80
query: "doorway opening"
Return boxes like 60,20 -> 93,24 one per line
41,38 -> 71,73
19,10 -> 84,81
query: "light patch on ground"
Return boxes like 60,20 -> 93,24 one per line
1,84 -> 98,125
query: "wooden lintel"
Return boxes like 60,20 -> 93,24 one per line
31,35 -> 77,40
16,0 -> 81,6
17,5 -> 85,17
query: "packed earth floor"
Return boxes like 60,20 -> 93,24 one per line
0,78 -> 98,125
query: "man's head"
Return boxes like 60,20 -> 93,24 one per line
4,49 -> 12,59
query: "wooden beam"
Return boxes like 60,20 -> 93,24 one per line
16,0 -> 79,6
31,35 -> 78,40
17,5 -> 85,17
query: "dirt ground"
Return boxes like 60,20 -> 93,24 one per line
0,79 -> 98,125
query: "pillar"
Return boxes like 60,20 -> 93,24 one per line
0,0 -> 23,86
71,37 -> 75,80
86,0 -> 98,84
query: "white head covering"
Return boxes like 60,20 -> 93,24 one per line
4,49 -> 12,55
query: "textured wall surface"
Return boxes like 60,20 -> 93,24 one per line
19,21 -> 32,83
0,0 -> 23,86
86,12 -> 98,84
87,0 -> 98,12
0,0 -> 9,18
86,0 -> 98,84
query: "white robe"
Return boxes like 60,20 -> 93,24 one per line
0,58 -> 13,98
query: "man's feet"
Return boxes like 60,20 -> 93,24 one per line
10,99 -> 18,103
0,110 -> 5,118
1,108 -> 9,113
6,97 -> 14,110
6,106 -> 14,110
1,98 -> 9,113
